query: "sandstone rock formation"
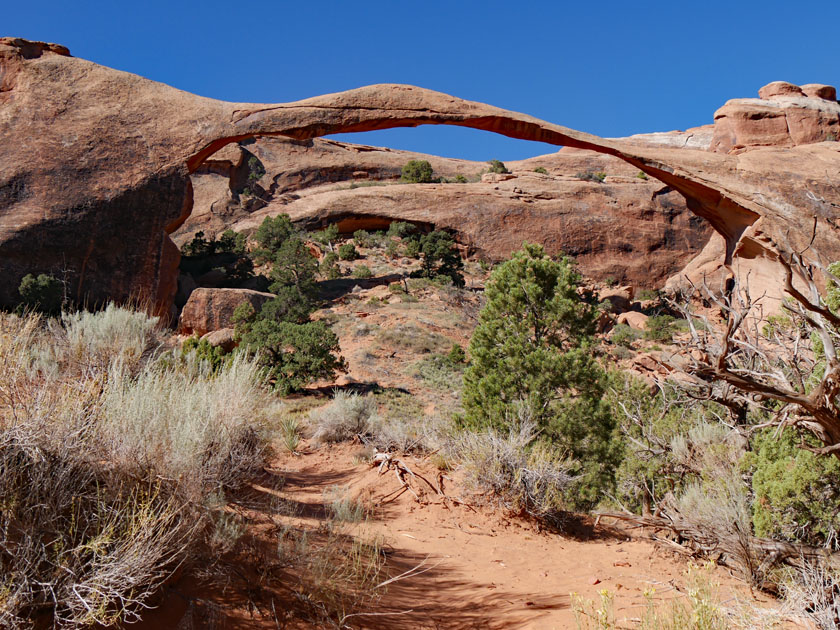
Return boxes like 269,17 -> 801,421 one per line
176,137 -> 711,287
2,37 -> 839,315
710,81 -> 840,153
178,288 -> 274,336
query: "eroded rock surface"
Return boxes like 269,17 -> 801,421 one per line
2,38 -> 839,315
175,138 -> 711,287
710,81 -> 840,153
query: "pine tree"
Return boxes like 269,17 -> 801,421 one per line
462,243 -> 618,506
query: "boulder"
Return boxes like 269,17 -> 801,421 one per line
598,286 -> 634,313
200,328 -> 237,352
179,288 -> 275,336
758,81 -> 805,100
617,311 -> 649,330
801,84 -> 837,101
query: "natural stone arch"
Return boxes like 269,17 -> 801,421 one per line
2,38 -> 838,316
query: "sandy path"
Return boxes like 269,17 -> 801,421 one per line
277,443 -> 779,630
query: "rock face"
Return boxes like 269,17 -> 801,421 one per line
175,138 -> 711,287
710,81 -> 840,153
178,288 -> 274,336
2,38 -> 839,315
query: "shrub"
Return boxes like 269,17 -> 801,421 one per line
454,416 -> 575,525
18,273 -> 63,313
353,229 -> 372,248
611,323 -> 641,347
352,265 -> 372,279
62,303 -> 161,371
324,486 -> 368,522
338,242 -> 358,261
386,221 -> 416,238
644,314 -> 677,342
313,223 -> 339,248
0,309 -> 271,628
403,237 -> 421,258
576,171 -> 606,183
237,319 -> 347,394
454,174 -> 468,183
181,335 -> 229,372
745,428 -> 840,548
413,353 -> 464,391
400,159 -> 434,183
487,159 -> 510,174
448,343 -> 466,364
246,155 -> 265,184
636,170 -> 649,180
320,250 -> 342,279
100,355 -> 268,494
181,229 -> 247,257
310,391 -> 377,444
533,166 -> 548,174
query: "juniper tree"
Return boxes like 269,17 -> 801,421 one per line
462,243 -> 618,505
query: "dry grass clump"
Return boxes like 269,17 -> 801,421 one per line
453,417 -> 575,524
0,307 -> 270,628
99,355 -> 267,496
280,524 -> 386,628
310,391 -> 377,444
780,560 -> 840,630
573,562 -> 781,630
61,302 -> 161,372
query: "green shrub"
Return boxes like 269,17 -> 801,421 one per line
320,251 -> 342,280
403,237 -> 421,258
487,159 -> 510,174
386,221 -> 416,238
636,288 -> 659,301
400,159 -> 434,183
644,314 -> 676,342
454,174 -> 468,183
352,265 -> 372,279
353,230 -> 372,248
745,428 -> 840,548
534,167 -> 548,174
181,336 -> 229,372
237,318 -> 346,394
338,243 -> 358,261
409,230 -> 465,287
246,155 -> 265,184
635,171 -> 649,180
462,243 -> 617,507
18,273 -> 63,314
448,343 -> 466,364
611,323 -> 641,347
313,224 -> 339,248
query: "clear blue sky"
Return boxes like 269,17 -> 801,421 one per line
7,0 -> 839,161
